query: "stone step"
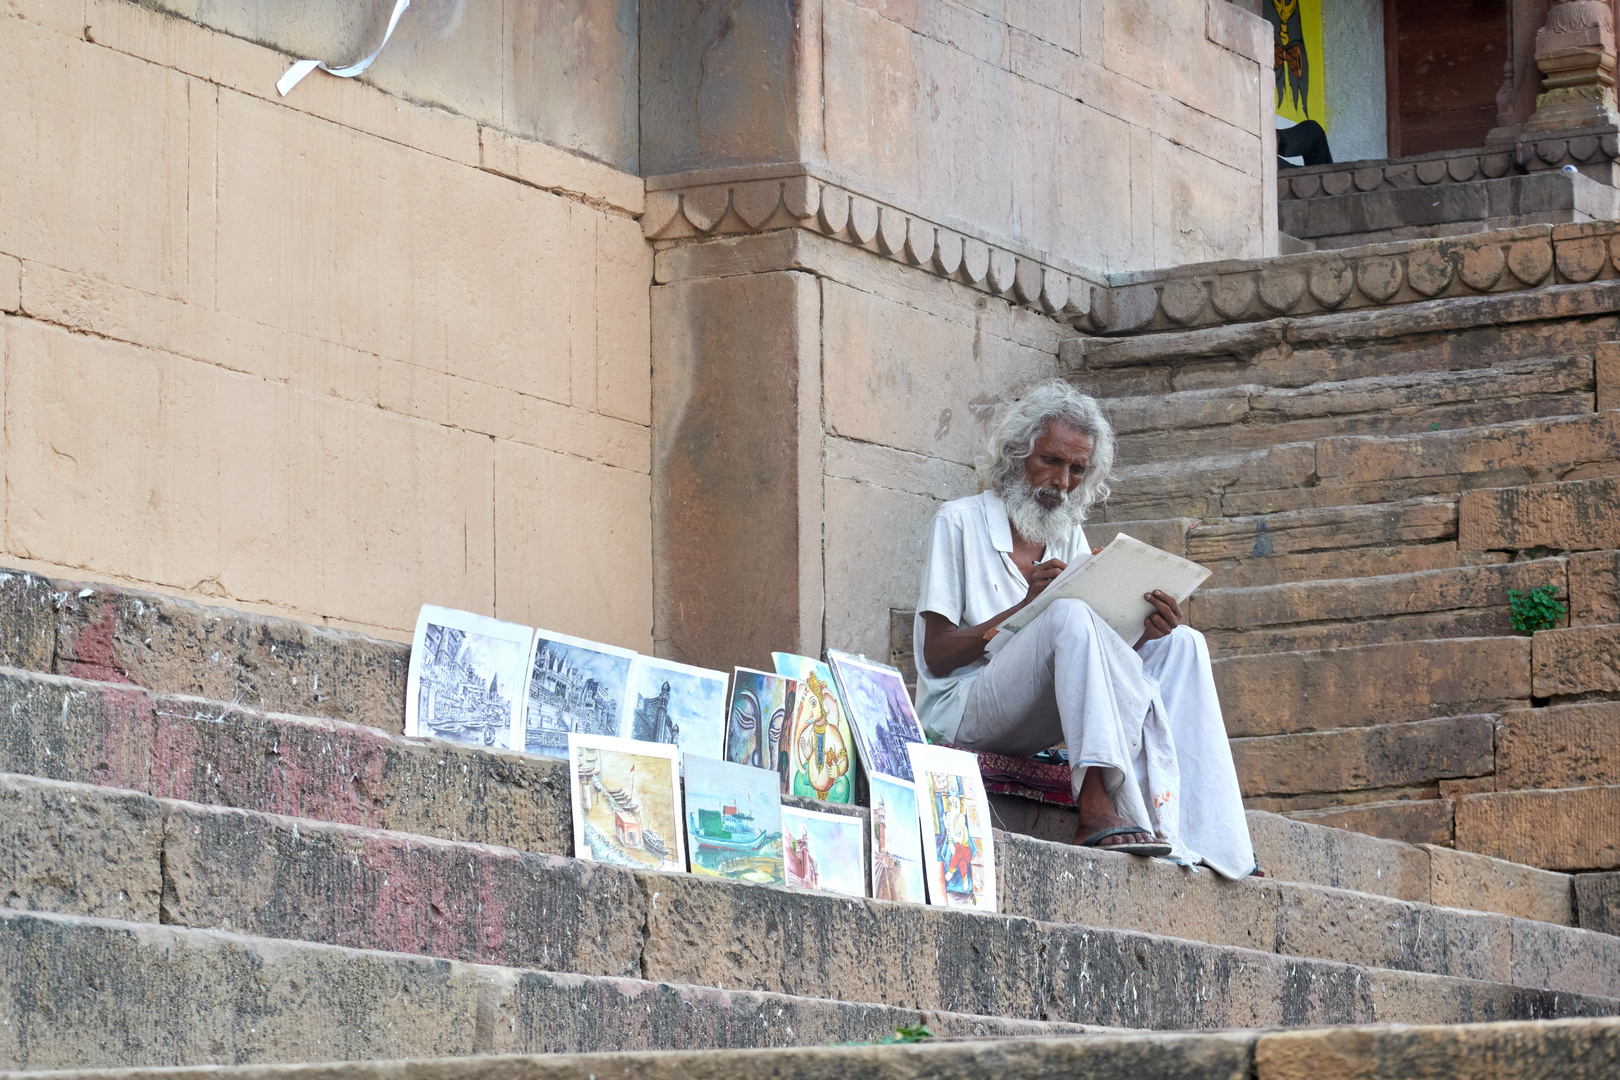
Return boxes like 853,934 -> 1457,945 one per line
1532,623 -> 1620,698
6,772 -> 1619,1025
1496,700 -> 1620,792
1191,559 -> 1566,656
1457,785 -> 1620,872
9,1017 -> 1620,1080
1111,356 -> 1593,466
1214,636 -> 1530,738
1461,476 -> 1620,552
1278,797 -> 1460,848
0,660 -> 1583,929
1231,715 -> 1495,801
1277,170 -> 1620,251
0,908 -> 1086,1072
1108,412 -> 1620,521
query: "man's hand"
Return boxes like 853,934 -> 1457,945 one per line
1025,559 -> 1067,602
1138,590 -> 1182,645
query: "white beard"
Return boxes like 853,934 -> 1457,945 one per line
999,470 -> 1088,547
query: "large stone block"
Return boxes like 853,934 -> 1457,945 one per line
0,773 -> 162,922
1459,477 -> 1620,552
1575,871 -> 1620,934
651,271 -> 822,671
1571,551 -> 1620,625
1255,1017 -> 1620,1080
1246,810 -> 1432,903
1283,799 -> 1456,847
1456,787 -> 1620,871
1317,413 -> 1620,488
1231,715 -> 1495,797
0,669 -> 154,792
1498,701 -> 1620,791
1215,637 -> 1531,737
0,569 -> 54,670
1425,845 -> 1575,927
823,477 -> 941,663
1533,624 -> 1620,697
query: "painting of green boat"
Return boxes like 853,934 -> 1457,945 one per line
682,753 -> 784,884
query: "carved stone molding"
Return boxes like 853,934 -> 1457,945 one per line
1086,222 -> 1620,335
1525,0 -> 1620,132
1279,133 -> 1620,202
642,165 -> 1102,326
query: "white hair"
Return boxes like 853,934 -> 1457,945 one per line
986,380 -> 1116,526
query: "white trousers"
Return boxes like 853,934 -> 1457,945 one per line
955,599 -> 1255,879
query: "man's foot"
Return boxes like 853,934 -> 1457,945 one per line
1070,812 -> 1157,849
1069,765 -> 1168,854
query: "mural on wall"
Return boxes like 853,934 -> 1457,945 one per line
1267,0 -> 1326,122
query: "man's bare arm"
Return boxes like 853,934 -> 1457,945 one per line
921,559 -> 1066,677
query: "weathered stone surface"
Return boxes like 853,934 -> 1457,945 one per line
1459,477 -> 1620,552
0,773 -> 162,922
1215,637 -> 1531,737
0,909 -> 1065,1070
1532,624 -> 1620,697
1511,917 -> 1620,998
1204,545 -> 1493,590
1425,846 -> 1575,927
0,569 -> 53,671
1255,1016 -> 1620,1080
1498,702 -> 1620,790
1181,498 -> 1458,565
1246,811 -> 1432,902
1231,715 -> 1495,797
1599,341 -> 1620,411
53,584 -> 408,733
1457,787 -> 1620,870
1278,172 -> 1614,242
0,667 -> 154,792
1575,872 -> 1620,934
1317,413 -> 1620,488
1206,607 -> 1523,657
1284,799 -> 1456,847
1571,551 -> 1620,625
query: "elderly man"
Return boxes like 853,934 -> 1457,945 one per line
912,380 -> 1255,879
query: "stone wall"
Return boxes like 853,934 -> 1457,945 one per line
0,2 -> 654,648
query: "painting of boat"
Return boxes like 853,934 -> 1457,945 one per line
688,805 -> 774,855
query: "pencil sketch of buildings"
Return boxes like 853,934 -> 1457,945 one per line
416,622 -> 518,748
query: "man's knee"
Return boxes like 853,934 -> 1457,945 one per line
1043,598 -> 1097,635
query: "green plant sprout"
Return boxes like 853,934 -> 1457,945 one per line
879,1025 -> 935,1044
1507,584 -> 1566,635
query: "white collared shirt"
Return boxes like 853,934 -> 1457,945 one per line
911,490 -> 1091,743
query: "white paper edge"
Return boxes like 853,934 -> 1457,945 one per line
567,732 -> 686,871
780,805 -> 867,898
277,0 -> 413,96
906,742 -> 999,914
514,627 -> 638,757
866,772 -> 927,905
619,655 -> 732,757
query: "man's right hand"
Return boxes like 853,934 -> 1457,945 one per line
1025,559 -> 1067,602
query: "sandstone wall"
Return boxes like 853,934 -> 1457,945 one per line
0,2 -> 654,648
643,0 -> 1278,276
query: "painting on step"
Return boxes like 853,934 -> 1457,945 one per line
908,743 -> 997,912
621,655 -> 729,762
519,628 -> 635,758
405,605 -> 532,751
771,652 -> 857,804
827,650 -> 926,782
868,774 -> 926,905
724,667 -> 795,772
567,733 -> 685,873
781,806 -> 866,898
682,753 -> 784,885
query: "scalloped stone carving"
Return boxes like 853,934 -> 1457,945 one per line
1014,258 -> 1044,305
1159,279 -> 1208,324
876,206 -> 907,256
848,197 -> 879,245
641,190 -> 683,238
1321,172 -> 1352,196
1385,163 -> 1417,187
1354,166 -> 1383,191
1416,160 -> 1448,184
817,187 -> 850,235
1040,270 -> 1070,315
1507,239 -> 1554,285
1538,139 -> 1569,165
960,238 -> 990,285
1572,135 -> 1601,162
1258,268 -> 1307,312
1406,248 -> 1454,297
1447,156 -> 1478,181
1210,274 -> 1258,319
1556,236 -> 1608,282
987,249 -> 1017,295
1107,284 -> 1159,332
933,231 -> 964,277
1308,259 -> 1355,307
1291,173 -> 1322,199
682,187 -> 730,232
904,218 -> 936,266
1459,242 -> 1507,290
1357,256 -> 1404,301
733,181 -> 782,229
1482,153 -> 1512,178
783,176 -> 819,219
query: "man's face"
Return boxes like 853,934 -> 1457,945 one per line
1023,421 -> 1095,509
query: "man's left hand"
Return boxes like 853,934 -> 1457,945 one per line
1138,590 -> 1182,645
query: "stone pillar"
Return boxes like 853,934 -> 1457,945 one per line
1524,0 -> 1620,131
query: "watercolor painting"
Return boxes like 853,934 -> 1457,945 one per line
405,605 -> 532,751
781,806 -> 866,898
868,774 -> 926,904
771,653 -> 857,804
519,628 -> 635,758
724,667 -> 795,772
567,733 -> 685,873
908,742 -> 997,912
826,650 -> 927,782
682,753 -> 784,885
621,655 -> 729,762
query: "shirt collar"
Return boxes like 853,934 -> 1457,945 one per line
980,490 -> 1015,553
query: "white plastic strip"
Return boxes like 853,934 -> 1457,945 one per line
277,0 -> 412,97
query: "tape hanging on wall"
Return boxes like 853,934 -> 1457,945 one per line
276,0 -> 412,97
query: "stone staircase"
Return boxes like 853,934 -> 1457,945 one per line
2,569 -> 1618,1071
1064,224 -> 1620,887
